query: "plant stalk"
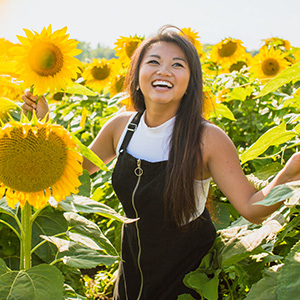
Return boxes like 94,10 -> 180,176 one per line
21,202 -> 32,270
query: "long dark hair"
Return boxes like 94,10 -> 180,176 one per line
125,25 -> 205,226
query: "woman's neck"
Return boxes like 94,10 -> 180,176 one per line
144,108 -> 177,128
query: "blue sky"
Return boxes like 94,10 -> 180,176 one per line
1,0 -> 300,51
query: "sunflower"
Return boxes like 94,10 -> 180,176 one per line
0,38 -> 15,62
227,52 -> 253,73
109,63 -> 127,97
180,27 -> 203,57
262,37 -> 291,51
0,97 -> 20,120
82,58 -> 118,93
114,35 -> 144,66
203,89 -> 217,119
10,25 -> 82,95
0,118 -> 83,209
210,38 -> 247,67
0,75 -> 24,101
250,46 -> 290,80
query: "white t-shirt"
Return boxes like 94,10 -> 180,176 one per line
116,112 -> 211,219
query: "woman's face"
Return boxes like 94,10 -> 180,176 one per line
138,41 -> 190,112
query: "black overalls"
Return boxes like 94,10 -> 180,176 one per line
112,113 -> 216,300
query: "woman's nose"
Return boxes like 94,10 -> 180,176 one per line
156,65 -> 171,76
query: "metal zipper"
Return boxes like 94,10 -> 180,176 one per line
132,159 -> 144,300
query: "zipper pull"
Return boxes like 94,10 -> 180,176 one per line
134,159 -> 143,177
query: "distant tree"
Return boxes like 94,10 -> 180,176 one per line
75,41 -> 116,62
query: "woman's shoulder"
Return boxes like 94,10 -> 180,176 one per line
106,110 -> 136,130
202,121 -> 235,155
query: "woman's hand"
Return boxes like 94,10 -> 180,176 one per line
21,89 -> 49,120
278,152 -> 300,183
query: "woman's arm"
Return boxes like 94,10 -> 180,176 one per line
202,123 -> 300,224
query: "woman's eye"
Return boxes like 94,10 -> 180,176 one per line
173,62 -> 184,67
147,60 -> 159,65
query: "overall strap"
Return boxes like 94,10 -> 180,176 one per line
119,112 -> 143,154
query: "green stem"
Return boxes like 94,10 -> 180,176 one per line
0,220 -> 21,240
21,202 -> 32,270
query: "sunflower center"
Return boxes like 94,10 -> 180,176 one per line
91,65 -> 110,81
218,41 -> 238,57
262,58 -> 280,76
29,42 -> 64,76
125,41 -> 140,59
229,61 -> 247,72
0,127 -> 67,192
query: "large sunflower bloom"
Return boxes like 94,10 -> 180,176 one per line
82,58 -> 118,93
10,25 -> 82,95
210,38 -> 247,67
250,46 -> 290,80
180,27 -> 203,57
114,35 -> 144,66
0,119 -> 83,209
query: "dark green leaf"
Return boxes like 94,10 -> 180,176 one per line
277,240 -> 300,299
0,259 -> 64,300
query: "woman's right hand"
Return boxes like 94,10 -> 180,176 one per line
21,89 -> 49,120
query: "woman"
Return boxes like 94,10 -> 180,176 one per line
22,26 -> 300,299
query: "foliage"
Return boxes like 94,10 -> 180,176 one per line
1,26 -> 300,299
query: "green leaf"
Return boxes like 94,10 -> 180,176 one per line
212,202 -> 231,230
70,133 -> 109,172
63,284 -> 86,299
240,122 -> 297,164
32,207 -> 68,262
257,61 -> 300,98
57,195 -> 137,223
245,267 -> 279,300
0,259 -> 64,300
0,197 -> 17,218
184,269 -> 221,300
41,235 -> 118,268
214,103 -> 236,120
63,82 -> 97,96
254,181 -> 300,206
77,169 -> 91,197
64,212 -> 118,256
177,294 -> 196,300
226,86 -> 254,102
277,240 -> 300,299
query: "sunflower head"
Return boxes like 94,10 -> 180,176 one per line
210,38 -> 247,67
114,35 -> 144,66
0,117 -> 83,209
82,58 -> 119,93
10,25 -> 82,95
203,89 -> 217,119
251,46 -> 290,80
180,27 -> 203,57
262,37 -> 291,52
0,38 -> 16,62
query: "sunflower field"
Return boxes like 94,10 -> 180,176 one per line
0,25 -> 300,300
